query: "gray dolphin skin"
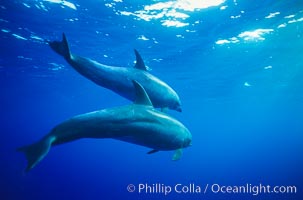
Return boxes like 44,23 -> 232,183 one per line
48,33 -> 182,112
17,81 -> 192,172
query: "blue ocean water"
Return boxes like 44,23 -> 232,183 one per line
1,0 -> 303,199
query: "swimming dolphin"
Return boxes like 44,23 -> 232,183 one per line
48,33 -> 182,112
17,81 -> 192,172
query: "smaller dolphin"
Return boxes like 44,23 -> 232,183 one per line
17,81 -> 192,172
49,33 -> 182,112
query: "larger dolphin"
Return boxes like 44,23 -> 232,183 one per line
49,33 -> 182,112
18,81 -> 192,172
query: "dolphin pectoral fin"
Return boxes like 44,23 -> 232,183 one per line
134,49 -> 147,71
17,136 -> 55,172
49,33 -> 71,59
132,80 -> 153,107
147,149 -> 159,154
172,149 -> 183,161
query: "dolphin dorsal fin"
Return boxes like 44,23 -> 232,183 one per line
132,80 -> 153,106
134,49 -> 147,71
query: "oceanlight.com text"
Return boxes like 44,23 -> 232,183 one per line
210,183 -> 297,196
126,183 -> 297,196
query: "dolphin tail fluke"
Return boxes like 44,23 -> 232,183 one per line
49,33 -> 71,59
17,136 -> 55,172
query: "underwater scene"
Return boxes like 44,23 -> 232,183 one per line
1,0 -> 303,199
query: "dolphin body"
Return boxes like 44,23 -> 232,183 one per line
18,81 -> 192,172
49,34 -> 182,112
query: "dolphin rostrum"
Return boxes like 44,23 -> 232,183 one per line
49,33 -> 182,112
18,81 -> 192,172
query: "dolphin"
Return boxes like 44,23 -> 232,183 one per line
48,33 -> 182,112
17,81 -> 192,172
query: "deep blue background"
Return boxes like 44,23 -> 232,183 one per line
1,0 -> 303,199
